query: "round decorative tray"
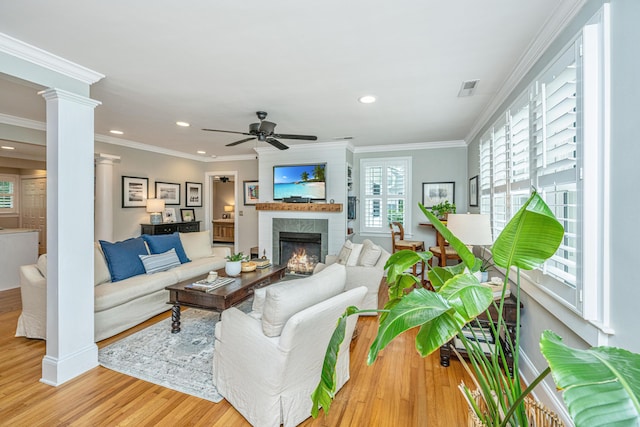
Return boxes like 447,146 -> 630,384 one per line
241,261 -> 257,272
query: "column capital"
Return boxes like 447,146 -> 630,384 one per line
38,88 -> 101,109
95,153 -> 121,165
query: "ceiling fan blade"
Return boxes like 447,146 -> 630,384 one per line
202,128 -> 252,136
226,137 -> 256,147
266,138 -> 289,150
273,133 -> 318,141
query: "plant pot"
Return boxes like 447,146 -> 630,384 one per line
225,261 -> 242,277
473,271 -> 489,283
467,389 -> 564,427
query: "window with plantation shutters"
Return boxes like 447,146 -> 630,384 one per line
0,175 -> 18,214
478,36 -> 588,311
360,157 -> 411,234
531,42 -> 579,289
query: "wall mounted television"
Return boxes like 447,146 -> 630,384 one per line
273,163 -> 326,201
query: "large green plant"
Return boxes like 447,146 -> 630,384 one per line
311,191 -> 640,426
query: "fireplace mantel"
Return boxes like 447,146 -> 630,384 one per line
255,202 -> 342,212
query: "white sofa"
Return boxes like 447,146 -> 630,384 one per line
15,230 -> 229,342
314,239 -> 390,314
213,263 -> 366,427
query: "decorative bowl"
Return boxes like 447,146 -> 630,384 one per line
241,261 -> 257,272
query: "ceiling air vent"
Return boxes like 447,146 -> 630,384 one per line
458,79 -> 480,97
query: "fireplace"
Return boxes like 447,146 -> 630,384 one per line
279,231 -> 322,275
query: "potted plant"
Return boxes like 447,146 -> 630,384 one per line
225,251 -> 246,277
311,191 -> 640,426
431,200 -> 456,220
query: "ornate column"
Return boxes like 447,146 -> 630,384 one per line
40,88 -> 101,386
94,153 -> 120,242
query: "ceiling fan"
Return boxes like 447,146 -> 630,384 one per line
202,111 -> 317,150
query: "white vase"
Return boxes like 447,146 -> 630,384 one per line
225,261 -> 242,277
473,271 -> 489,283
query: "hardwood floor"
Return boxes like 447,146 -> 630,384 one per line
0,286 -> 472,426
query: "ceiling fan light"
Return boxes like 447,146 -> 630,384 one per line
358,95 -> 376,104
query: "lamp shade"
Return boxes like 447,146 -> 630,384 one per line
446,214 -> 493,245
146,198 -> 165,213
224,205 -> 234,212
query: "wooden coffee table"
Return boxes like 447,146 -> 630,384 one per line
165,264 -> 286,333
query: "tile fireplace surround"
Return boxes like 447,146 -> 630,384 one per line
258,211 -> 344,264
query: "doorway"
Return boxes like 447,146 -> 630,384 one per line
205,171 -> 238,254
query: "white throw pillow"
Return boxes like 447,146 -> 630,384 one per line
179,230 -> 213,259
252,287 -> 267,316
336,240 -> 353,265
36,254 -> 47,278
261,263 -> 346,337
358,239 -> 383,267
346,243 -> 363,266
94,243 -> 112,285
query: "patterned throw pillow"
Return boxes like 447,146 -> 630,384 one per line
139,248 -> 181,274
336,240 -> 353,265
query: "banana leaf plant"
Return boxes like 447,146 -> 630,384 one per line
311,190 -> 640,426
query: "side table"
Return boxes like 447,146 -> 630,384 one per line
439,294 -> 521,376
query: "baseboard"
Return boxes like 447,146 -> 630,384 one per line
41,343 -> 99,386
518,348 -> 572,425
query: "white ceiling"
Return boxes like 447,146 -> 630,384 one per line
0,1 -> 583,160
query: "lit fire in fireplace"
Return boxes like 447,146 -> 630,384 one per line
286,247 -> 319,275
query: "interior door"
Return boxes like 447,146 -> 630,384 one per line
21,176 -> 46,255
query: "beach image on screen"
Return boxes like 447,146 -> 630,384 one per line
273,164 -> 326,200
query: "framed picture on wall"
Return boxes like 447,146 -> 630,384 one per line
469,175 -> 479,207
243,181 -> 259,205
155,181 -> 180,205
122,176 -> 148,208
422,181 -> 455,208
185,182 -> 203,207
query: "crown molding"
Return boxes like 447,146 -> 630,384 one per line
464,0 -> 587,143
209,154 -> 258,162
253,140 -> 353,155
353,140 -> 466,153
0,32 -> 104,85
94,134 -> 213,161
0,113 -> 46,131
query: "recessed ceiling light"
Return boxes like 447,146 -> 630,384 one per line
110,130 -> 124,135
197,150 -> 206,155
358,95 -> 376,104
1,145 -> 16,150
176,121 -> 190,127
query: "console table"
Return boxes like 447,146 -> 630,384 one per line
141,221 -> 201,235
439,294 -> 521,376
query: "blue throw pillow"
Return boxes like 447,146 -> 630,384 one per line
142,232 -> 191,264
99,237 -> 148,282
139,248 -> 181,274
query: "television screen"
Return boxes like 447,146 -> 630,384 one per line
273,163 -> 326,200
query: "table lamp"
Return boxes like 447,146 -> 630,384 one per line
146,198 -> 165,224
224,205 -> 234,218
446,214 -> 493,246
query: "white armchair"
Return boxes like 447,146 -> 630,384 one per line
314,239 -> 390,313
213,275 -> 367,427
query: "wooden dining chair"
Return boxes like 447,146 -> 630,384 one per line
389,221 -> 425,283
429,227 -> 462,268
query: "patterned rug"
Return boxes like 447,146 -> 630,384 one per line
98,298 -> 253,403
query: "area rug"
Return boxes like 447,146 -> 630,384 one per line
98,299 -> 253,403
